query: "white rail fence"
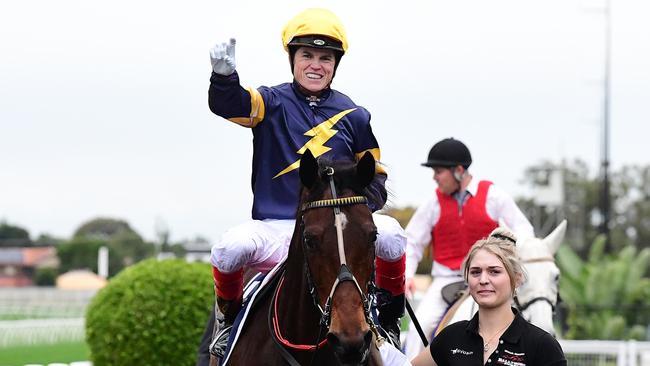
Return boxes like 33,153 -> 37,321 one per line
23,363 -> 91,366
0,323 -> 649,365
0,318 -> 85,347
560,340 -> 650,366
0,288 -> 95,319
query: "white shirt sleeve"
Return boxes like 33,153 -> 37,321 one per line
404,195 -> 440,279
485,184 -> 535,239
379,342 -> 412,365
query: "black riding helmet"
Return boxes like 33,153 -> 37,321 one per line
421,138 -> 472,169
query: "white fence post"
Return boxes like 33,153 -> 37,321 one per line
619,341 -> 628,366
642,351 -> 650,366
629,340 -> 638,366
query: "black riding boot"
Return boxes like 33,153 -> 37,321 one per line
377,289 -> 405,349
209,296 -> 241,359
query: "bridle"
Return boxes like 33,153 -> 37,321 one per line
268,166 -> 381,365
515,256 -> 558,312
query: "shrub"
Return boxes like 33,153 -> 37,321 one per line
86,258 -> 213,366
34,267 -> 57,286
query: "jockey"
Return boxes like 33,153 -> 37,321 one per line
206,8 -> 407,359
403,137 -> 534,359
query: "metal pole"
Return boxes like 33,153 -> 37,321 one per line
600,0 -> 612,250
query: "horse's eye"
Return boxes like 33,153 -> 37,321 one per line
369,231 -> 378,245
554,273 -> 560,283
304,234 -> 318,249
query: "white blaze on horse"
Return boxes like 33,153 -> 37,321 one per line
438,220 -> 567,337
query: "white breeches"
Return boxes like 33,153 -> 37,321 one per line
403,275 -> 463,360
210,214 -> 406,274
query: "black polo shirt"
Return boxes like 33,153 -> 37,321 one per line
430,308 -> 566,366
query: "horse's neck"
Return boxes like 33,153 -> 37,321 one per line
278,241 -> 325,342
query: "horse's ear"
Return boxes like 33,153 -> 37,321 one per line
543,219 -> 567,255
356,152 -> 376,188
300,149 -> 318,189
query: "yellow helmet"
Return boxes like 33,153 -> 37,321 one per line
281,8 -> 348,54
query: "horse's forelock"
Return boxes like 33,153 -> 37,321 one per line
301,158 -> 385,209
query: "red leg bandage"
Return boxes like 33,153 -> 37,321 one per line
375,255 -> 406,296
212,267 -> 244,301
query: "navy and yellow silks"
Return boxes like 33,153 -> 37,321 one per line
209,71 -> 387,219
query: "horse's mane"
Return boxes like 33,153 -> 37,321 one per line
302,157 -> 386,211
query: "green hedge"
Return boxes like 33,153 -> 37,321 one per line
86,258 -> 214,366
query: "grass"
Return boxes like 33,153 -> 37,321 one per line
0,341 -> 89,366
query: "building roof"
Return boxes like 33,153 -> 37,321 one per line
0,247 -> 56,266
56,269 -> 107,290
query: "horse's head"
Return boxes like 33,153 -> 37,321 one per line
515,220 -> 567,337
297,149 -> 381,365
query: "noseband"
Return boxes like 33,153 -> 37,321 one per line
515,256 -> 558,312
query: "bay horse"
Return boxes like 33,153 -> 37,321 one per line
220,150 -> 384,366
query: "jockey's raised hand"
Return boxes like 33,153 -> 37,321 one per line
210,38 -> 236,76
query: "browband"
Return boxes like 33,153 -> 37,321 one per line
301,196 -> 368,212
491,233 -> 517,245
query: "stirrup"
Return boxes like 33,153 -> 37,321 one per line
209,324 -> 233,359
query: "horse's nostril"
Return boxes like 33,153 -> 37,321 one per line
327,332 -> 341,349
364,330 -> 373,346
328,331 -> 371,364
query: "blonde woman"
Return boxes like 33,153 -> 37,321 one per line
411,228 -> 566,366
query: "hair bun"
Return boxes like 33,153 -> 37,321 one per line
488,227 -> 517,245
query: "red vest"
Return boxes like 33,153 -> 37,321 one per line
431,180 -> 498,270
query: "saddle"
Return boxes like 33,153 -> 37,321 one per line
441,280 -> 467,305
219,261 -> 286,365
434,288 -> 471,337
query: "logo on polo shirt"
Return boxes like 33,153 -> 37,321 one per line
450,348 -> 473,355
497,350 -> 526,366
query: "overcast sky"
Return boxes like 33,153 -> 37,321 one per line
1,0 -> 648,243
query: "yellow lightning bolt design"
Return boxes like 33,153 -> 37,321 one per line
273,108 -> 357,179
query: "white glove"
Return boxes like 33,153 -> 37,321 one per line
210,38 -> 236,76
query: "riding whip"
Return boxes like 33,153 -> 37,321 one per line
405,298 -> 429,347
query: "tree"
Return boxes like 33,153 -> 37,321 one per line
74,217 -> 141,241
57,237 -> 108,274
60,217 -> 155,277
0,220 -> 32,247
34,233 -> 64,246
517,160 -> 650,256
609,165 -> 650,251
107,230 -> 155,267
